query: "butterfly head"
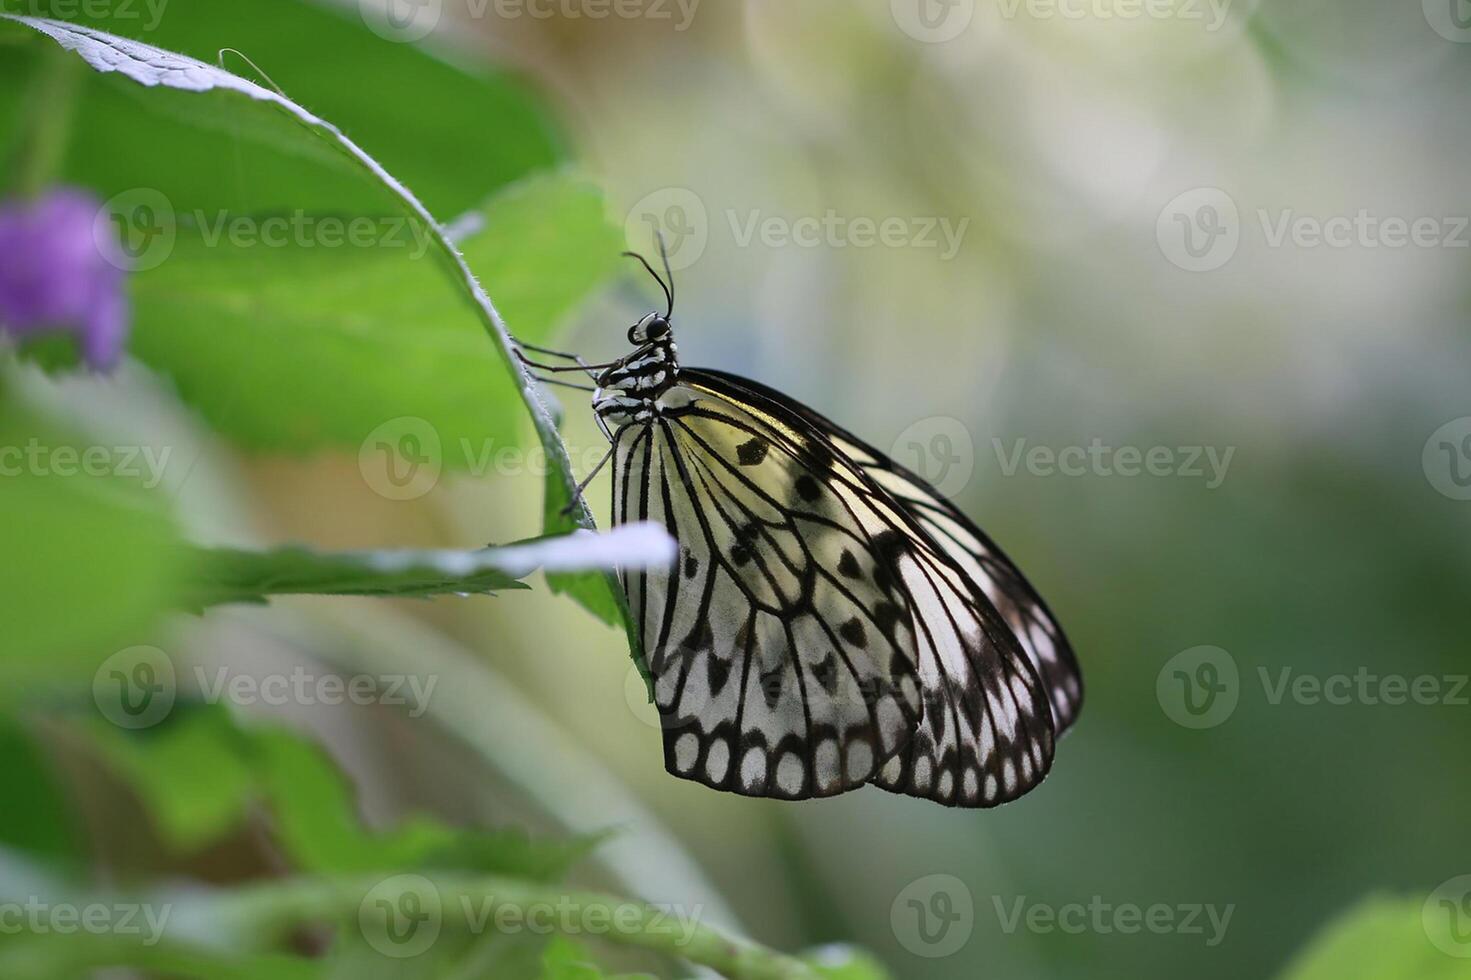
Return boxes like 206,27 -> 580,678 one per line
628,311 -> 673,346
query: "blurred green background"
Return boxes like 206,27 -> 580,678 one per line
1,0 -> 1470,978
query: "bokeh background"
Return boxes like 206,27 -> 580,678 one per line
2,0 -> 1470,978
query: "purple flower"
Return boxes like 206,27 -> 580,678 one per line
0,187 -> 130,371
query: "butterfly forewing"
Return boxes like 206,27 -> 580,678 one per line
688,369 -> 1084,735
613,386 -> 924,800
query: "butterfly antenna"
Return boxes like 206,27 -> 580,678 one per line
655,230 -> 675,317
621,248 -> 674,318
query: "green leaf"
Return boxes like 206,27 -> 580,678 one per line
1279,895 -> 1471,980
543,467 -> 648,695
543,466 -> 627,627
123,171 -> 621,470
251,725 -> 598,881
0,720 -> 77,863
0,376 -> 186,696
184,523 -> 673,609
82,705 -> 256,853
79,702 -> 600,875
540,937 -> 609,979
0,17 -> 619,468
185,544 -> 530,609
461,173 -> 625,347
3,0 -> 564,218
2,11 -> 644,702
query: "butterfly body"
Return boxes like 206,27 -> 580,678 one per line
562,256 -> 1081,808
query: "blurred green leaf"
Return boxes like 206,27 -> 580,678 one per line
1278,896 -> 1471,980
0,720 -> 76,863
83,705 -> 256,853
184,520 -> 675,608
0,0 -> 564,216
802,945 -> 894,980
0,933 -> 323,980
251,724 -> 600,880
0,377 -> 185,696
81,702 -> 601,876
540,937 -> 615,979
185,543 -> 531,608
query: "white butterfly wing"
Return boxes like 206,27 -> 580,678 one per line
673,370 -> 1070,806
613,385 -> 924,800
696,370 -> 1084,734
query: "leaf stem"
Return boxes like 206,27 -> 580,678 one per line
178,874 -> 819,979
10,40 -> 79,197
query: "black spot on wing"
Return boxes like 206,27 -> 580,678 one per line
838,550 -> 862,579
838,617 -> 867,648
812,651 -> 839,695
737,437 -> 768,466
873,529 -> 907,564
874,601 -> 903,642
707,652 -> 731,696
683,550 -> 699,578
794,474 -> 822,501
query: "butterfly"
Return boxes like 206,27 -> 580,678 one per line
517,246 -> 1082,807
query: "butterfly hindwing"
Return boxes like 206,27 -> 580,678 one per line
614,387 -> 924,800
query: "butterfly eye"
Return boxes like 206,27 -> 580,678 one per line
646,317 -> 670,340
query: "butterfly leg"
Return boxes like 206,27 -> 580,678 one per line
560,443 -> 614,517
514,349 -> 618,375
528,374 -> 597,393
